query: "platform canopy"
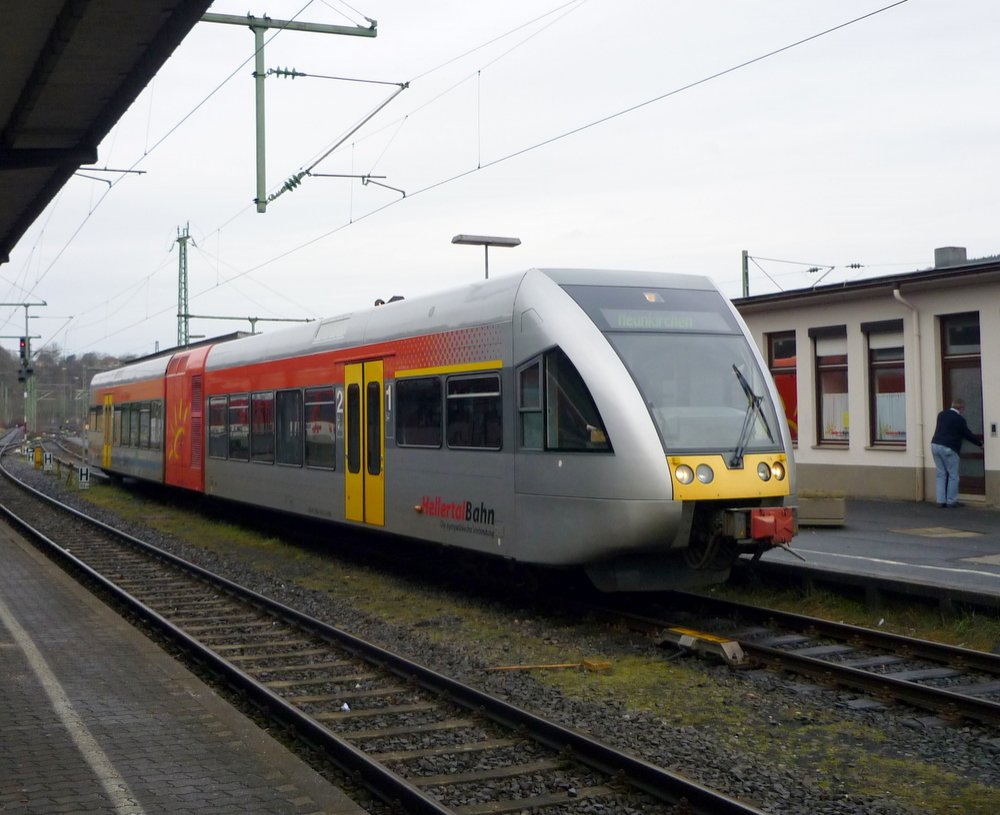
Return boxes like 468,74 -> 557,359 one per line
0,0 -> 213,265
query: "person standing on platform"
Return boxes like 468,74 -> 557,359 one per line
930,397 -> 983,508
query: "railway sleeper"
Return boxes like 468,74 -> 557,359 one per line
451,784 -> 618,815
410,757 -> 567,787
372,737 -> 523,762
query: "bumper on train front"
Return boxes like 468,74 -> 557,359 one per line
722,505 -> 797,545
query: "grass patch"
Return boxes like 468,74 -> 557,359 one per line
79,481 -> 300,567
71,478 -> 999,814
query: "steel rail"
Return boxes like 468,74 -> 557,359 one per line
739,640 -> 1000,726
669,590 -> 1000,674
617,592 -> 1000,725
0,471 -> 452,814
0,456 -> 766,815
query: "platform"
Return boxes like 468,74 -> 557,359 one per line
758,497 -> 1000,605
0,523 -> 368,814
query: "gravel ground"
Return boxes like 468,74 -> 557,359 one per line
10,459 -> 1000,815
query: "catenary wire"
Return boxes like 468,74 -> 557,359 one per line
202,1 -> 913,291
58,1 -> 578,352
65,0 -> 910,353
9,1 -> 321,309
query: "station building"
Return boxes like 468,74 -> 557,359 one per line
733,247 -> 997,506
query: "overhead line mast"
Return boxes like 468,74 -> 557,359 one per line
200,12 -> 378,213
175,224 -> 193,347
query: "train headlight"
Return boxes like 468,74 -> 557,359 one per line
675,465 -> 694,485
696,464 -> 714,484
757,462 -> 772,482
771,461 -> 786,481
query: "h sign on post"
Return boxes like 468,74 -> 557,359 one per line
43,452 -> 53,472
78,466 -> 90,490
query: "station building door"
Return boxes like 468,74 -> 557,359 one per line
941,312 -> 984,495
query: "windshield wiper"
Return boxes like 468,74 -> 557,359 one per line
730,364 -> 774,468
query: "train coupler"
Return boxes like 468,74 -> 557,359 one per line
723,506 -> 797,545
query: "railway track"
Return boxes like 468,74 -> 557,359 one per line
25,435 -> 1000,732
610,592 -> 1000,727
0,452 -> 765,815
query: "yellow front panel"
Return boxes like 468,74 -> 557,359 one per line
667,453 -> 791,501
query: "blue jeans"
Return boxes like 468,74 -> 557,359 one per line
931,443 -> 960,505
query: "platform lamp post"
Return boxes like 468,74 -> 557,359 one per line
451,234 -> 521,280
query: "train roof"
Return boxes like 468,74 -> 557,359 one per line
204,268 -> 719,371
91,353 -> 171,390
92,268 -> 722,382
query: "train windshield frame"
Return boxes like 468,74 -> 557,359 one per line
562,284 -> 783,455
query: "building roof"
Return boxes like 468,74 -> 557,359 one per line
733,252 -> 1000,313
0,0 -> 213,265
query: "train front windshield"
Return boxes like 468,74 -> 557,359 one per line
562,285 -> 783,455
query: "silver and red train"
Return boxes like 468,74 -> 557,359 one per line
88,268 -> 796,591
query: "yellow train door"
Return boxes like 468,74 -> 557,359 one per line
344,360 -> 385,526
102,395 -> 113,469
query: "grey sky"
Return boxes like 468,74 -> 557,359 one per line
6,0 -> 998,357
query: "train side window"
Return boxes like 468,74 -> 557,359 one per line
396,377 -> 442,447
446,374 -> 501,450
150,400 -> 163,451
518,360 -> 543,450
545,348 -> 611,451
306,386 -> 336,470
120,405 -> 129,447
276,390 -> 304,466
366,381 -> 382,474
139,402 -> 151,448
228,394 -> 250,461
113,407 -> 122,446
251,391 -> 275,464
208,396 -> 228,459
346,384 -> 361,473
129,403 -> 141,447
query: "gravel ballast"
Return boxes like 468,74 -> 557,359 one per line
10,458 -> 999,815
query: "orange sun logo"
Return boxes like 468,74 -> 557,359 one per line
168,401 -> 190,461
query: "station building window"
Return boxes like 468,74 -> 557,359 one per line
446,374 -> 502,450
396,377 -> 442,447
767,331 -> 797,443
810,325 -> 849,445
864,319 -> 905,446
